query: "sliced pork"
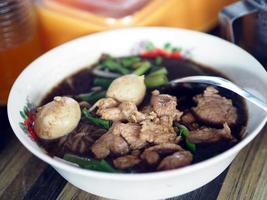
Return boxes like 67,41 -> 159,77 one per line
193,86 -> 237,126
188,123 -> 233,144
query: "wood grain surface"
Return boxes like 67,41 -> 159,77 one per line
0,106 -> 266,200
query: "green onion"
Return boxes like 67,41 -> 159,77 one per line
178,125 -> 196,153
77,91 -> 106,103
82,108 -> 112,129
84,160 -> 118,173
63,154 -> 118,173
93,78 -> 113,88
132,61 -> 151,76
102,59 -> 130,75
63,154 -> 94,168
121,56 -> 141,68
145,74 -> 168,87
149,66 -> 161,73
148,67 -> 167,77
155,56 -> 162,65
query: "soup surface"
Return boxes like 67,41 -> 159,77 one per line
33,52 -> 247,173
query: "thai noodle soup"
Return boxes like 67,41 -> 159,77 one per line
27,45 -> 247,173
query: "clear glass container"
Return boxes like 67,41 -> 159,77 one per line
0,0 -> 42,104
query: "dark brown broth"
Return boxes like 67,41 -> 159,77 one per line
40,57 -> 248,167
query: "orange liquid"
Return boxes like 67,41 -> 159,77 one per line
0,31 -> 42,104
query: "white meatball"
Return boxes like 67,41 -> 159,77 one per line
34,96 -> 81,140
107,75 -> 146,105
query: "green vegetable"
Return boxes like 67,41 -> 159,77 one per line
178,125 -> 196,153
82,108 -> 112,129
155,56 -> 162,65
102,59 -> 130,75
148,67 -> 167,77
145,74 -> 168,87
63,154 -> 93,167
132,61 -> 151,75
63,154 -> 118,173
93,78 -> 113,88
84,160 -> 118,173
121,56 -> 141,68
77,91 -> 106,103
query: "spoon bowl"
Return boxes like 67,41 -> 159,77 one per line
169,76 -> 267,112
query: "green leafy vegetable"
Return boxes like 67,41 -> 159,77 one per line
82,108 -> 112,129
145,74 -> 168,87
63,154 -> 118,173
148,67 -> 167,77
77,91 -> 106,103
178,125 -> 196,153
155,56 -> 162,65
121,56 -> 141,68
102,59 -> 130,75
93,78 -> 113,88
132,61 -> 151,75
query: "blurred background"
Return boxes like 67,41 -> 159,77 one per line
1,0 -> 266,105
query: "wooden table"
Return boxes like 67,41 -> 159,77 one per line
1,104 -> 267,200
1,25 -> 267,199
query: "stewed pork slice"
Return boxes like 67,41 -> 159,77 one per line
140,116 -> 178,144
91,133 -> 129,159
97,107 -> 124,122
142,143 -> 183,155
141,150 -> 160,165
96,100 -> 145,122
150,90 -> 183,120
113,155 -> 141,170
111,122 -> 147,150
90,97 -> 119,111
193,86 -> 237,126
157,151 -> 193,171
181,111 -> 196,124
181,111 -> 200,130
141,143 -> 183,165
188,123 -> 233,144
119,102 -> 146,122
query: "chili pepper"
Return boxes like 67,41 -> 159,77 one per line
169,52 -> 181,59
142,48 -> 181,60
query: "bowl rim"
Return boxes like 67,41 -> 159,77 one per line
7,26 -> 267,180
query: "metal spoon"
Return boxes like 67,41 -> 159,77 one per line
169,76 -> 267,112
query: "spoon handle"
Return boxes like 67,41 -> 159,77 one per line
230,85 -> 267,113
214,77 -> 267,113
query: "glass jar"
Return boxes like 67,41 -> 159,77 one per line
0,0 -> 42,104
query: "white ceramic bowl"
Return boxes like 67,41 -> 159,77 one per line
8,27 -> 267,199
